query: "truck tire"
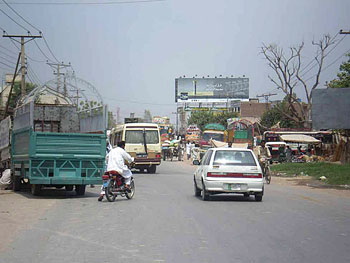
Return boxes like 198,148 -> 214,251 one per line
31,184 -> 42,196
75,185 -> 86,196
147,165 -> 156,174
13,175 -> 21,191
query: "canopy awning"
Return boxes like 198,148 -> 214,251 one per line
280,134 -> 321,144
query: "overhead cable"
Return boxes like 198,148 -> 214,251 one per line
304,47 -> 350,83
0,0 -> 166,5
2,0 -> 41,32
0,7 -> 29,31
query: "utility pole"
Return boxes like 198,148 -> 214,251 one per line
47,62 -> 71,93
70,88 -> 84,107
340,29 -> 350,35
3,33 -> 42,97
256,93 -> 277,110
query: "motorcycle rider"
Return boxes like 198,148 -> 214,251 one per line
98,140 -> 134,201
255,140 -> 271,176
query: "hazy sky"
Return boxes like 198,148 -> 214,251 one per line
0,0 -> 349,122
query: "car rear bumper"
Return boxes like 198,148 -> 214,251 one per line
204,179 -> 264,193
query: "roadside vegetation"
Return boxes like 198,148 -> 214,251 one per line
271,162 -> 350,185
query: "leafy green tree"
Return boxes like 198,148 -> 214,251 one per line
329,53 -> 350,88
187,110 -> 238,131
260,99 -> 300,129
8,82 -> 37,109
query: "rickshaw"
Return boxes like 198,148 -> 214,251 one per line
265,142 -> 287,163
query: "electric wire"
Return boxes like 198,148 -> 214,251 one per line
303,47 -> 350,83
33,39 -> 52,62
2,0 -> 41,32
42,36 -> 59,63
0,0 -> 166,5
0,60 -> 14,69
0,7 -> 29,31
299,32 -> 340,74
2,1 -> 61,63
0,49 -> 17,59
0,55 -> 16,65
0,44 -> 18,55
300,35 -> 347,78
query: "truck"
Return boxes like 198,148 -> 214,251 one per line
185,125 -> 200,144
200,123 -> 226,149
5,95 -> 107,196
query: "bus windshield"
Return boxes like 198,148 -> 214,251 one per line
125,130 -> 159,144
203,133 -> 224,142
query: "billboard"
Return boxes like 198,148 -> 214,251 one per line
312,88 -> 350,130
175,77 -> 249,102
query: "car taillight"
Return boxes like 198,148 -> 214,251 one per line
207,172 -> 262,178
156,154 -> 161,158
243,173 -> 262,178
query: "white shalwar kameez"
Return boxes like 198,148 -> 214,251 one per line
107,147 -> 134,185
101,147 -> 134,195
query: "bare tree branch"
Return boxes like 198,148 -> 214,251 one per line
261,35 -> 334,127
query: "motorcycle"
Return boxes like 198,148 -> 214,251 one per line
102,171 -> 135,202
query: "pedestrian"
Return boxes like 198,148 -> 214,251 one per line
286,145 -> 292,162
186,141 -> 191,160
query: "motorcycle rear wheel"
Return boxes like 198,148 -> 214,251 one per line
105,180 -> 116,202
126,180 -> 135,199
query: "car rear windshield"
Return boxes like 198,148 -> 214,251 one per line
213,150 -> 257,166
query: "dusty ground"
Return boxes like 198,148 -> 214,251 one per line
0,189 -> 57,252
272,176 -> 350,198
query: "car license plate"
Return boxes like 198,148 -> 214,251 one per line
224,184 -> 246,190
137,154 -> 147,158
103,181 -> 109,187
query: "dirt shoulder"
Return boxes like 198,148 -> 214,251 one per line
272,176 -> 350,198
0,189 -> 57,252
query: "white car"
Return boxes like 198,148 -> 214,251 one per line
193,148 -> 264,201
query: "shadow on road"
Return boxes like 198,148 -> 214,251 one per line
196,194 -> 258,202
13,187 -> 100,200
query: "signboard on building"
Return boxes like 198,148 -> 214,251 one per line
312,88 -> 350,130
152,116 -> 170,124
175,77 -> 249,102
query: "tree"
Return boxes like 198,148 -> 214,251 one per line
329,53 -> 350,88
261,35 -> 334,127
143,109 -> 152,123
8,82 -> 37,109
260,98 -> 300,129
187,110 -> 239,131
108,111 -> 116,129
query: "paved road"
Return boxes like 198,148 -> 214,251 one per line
1,161 -> 349,263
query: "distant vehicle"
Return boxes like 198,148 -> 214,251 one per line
193,148 -> 264,201
185,125 -> 200,143
110,123 -> 161,173
265,142 -> 287,162
200,123 -> 226,149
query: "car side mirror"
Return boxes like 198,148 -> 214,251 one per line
193,160 -> 200,165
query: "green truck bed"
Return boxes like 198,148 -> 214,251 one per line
12,128 -> 106,186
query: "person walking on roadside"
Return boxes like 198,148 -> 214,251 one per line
286,145 -> 292,162
186,141 -> 191,160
